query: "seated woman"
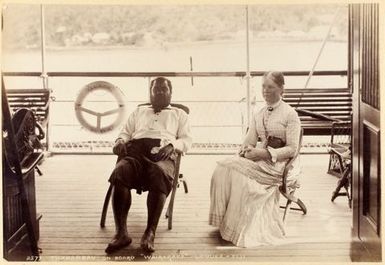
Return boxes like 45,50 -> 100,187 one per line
209,71 -> 301,247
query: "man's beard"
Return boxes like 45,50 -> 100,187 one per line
150,94 -> 171,112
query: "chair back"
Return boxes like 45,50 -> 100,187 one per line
138,103 -> 189,114
281,128 -> 303,192
279,127 -> 307,220
330,120 -> 351,149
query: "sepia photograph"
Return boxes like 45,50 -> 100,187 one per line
1,0 -> 383,262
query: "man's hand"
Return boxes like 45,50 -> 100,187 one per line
113,138 -> 127,156
155,144 -> 174,161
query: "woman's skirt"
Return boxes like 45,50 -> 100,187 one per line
209,156 -> 300,247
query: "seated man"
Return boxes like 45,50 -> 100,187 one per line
105,77 -> 192,253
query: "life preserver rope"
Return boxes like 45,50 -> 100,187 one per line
74,81 -> 126,133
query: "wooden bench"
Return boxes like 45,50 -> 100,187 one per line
283,88 -> 352,135
6,89 -> 51,126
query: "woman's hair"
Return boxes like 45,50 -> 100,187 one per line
263,71 -> 285,87
150,77 -> 172,93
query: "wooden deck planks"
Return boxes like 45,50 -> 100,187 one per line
35,153 -> 355,262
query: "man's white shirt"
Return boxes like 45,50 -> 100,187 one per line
117,105 -> 192,153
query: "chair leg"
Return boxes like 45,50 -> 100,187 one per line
165,175 -> 179,230
282,198 -> 292,222
295,198 -> 307,214
35,166 -> 43,176
280,187 -> 307,216
331,166 -> 350,205
179,174 -> 188,193
100,184 -> 113,228
343,164 -> 352,209
327,153 -> 333,174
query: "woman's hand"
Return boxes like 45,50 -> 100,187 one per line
238,146 -> 246,157
238,145 -> 252,157
243,146 -> 269,161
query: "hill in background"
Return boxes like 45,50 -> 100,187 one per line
2,4 -> 348,50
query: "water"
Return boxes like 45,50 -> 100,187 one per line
2,40 -> 348,147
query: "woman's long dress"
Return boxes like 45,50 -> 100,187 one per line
209,100 -> 301,247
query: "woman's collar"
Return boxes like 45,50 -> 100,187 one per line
266,98 -> 282,110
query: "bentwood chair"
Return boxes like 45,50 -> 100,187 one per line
100,103 -> 189,230
279,128 -> 307,222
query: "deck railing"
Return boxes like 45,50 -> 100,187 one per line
2,70 -> 348,154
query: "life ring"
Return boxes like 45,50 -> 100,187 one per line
74,81 -> 126,133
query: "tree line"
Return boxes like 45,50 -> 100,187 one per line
2,4 -> 348,49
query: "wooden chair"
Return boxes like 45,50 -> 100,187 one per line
331,156 -> 352,208
327,120 -> 351,176
328,121 -> 352,208
2,80 -> 43,259
327,120 -> 352,207
100,103 -> 189,230
279,128 -> 307,221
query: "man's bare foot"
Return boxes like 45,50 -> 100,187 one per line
140,229 -> 155,252
105,234 -> 132,254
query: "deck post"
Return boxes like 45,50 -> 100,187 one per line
40,4 -> 51,151
245,5 -> 251,132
